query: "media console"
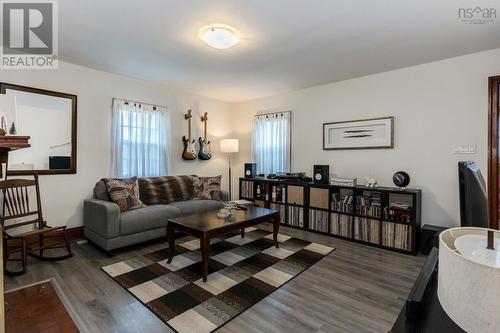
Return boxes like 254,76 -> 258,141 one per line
239,177 -> 421,255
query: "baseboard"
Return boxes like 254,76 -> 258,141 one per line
23,226 -> 85,246
66,226 -> 85,241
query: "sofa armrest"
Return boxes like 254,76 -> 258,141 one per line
84,199 -> 120,239
220,190 -> 229,202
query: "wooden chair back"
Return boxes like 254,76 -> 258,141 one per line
0,173 -> 43,233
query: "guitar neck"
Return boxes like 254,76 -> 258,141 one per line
188,118 -> 191,141
204,118 -> 207,141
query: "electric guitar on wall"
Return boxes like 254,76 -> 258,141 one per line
182,109 -> 197,160
198,112 -> 212,160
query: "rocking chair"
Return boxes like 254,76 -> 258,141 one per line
1,172 -> 73,276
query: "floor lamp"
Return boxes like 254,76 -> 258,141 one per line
220,139 -> 239,200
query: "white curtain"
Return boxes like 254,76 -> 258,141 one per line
252,112 -> 291,175
111,100 -> 170,178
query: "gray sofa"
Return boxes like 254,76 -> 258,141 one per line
84,180 -> 226,251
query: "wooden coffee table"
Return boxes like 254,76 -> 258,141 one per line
167,206 -> 280,282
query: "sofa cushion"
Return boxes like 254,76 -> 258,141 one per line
168,200 -> 223,215
119,205 -> 181,236
94,180 -> 111,201
193,175 -> 222,200
138,176 -> 195,205
103,177 -> 146,212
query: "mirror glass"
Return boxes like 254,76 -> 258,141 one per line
0,83 -> 77,175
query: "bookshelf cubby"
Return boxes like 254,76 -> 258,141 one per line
239,178 -> 422,255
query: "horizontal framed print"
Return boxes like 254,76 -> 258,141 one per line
323,116 -> 394,150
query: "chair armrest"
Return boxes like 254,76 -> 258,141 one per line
220,190 -> 229,202
84,199 -> 120,239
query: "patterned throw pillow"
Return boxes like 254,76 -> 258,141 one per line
193,175 -> 222,200
103,177 -> 146,212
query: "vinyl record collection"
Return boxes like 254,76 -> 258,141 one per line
309,209 -> 329,233
240,180 -> 254,199
353,217 -> 380,244
239,177 -> 421,255
330,213 -> 352,237
288,206 -> 304,227
382,221 -> 412,250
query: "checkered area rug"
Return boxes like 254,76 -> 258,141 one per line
102,227 -> 335,333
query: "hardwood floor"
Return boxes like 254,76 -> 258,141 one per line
4,226 -> 425,333
5,281 -> 79,333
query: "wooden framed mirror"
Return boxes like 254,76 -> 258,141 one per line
0,83 -> 77,175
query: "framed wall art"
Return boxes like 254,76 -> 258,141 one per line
323,116 -> 394,150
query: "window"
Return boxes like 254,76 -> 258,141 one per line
252,112 -> 291,175
111,100 -> 170,178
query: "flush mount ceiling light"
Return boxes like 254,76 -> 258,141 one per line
199,25 -> 240,50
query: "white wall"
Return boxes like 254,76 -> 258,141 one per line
0,61 -> 234,228
233,48 -> 500,228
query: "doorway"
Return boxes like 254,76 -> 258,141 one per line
488,75 -> 500,230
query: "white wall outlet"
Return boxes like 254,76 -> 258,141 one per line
452,144 -> 476,154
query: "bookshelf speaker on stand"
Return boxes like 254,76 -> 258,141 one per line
244,163 -> 257,178
313,165 -> 329,184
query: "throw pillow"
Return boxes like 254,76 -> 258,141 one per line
138,175 -> 194,205
193,175 -> 222,200
103,177 -> 146,212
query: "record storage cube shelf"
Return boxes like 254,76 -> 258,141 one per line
239,178 -> 422,255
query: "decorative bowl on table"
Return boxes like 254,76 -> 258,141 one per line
217,202 -> 237,219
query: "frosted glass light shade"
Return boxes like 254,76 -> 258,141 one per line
220,139 -> 239,153
200,25 -> 240,50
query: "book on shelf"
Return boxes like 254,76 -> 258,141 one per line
354,191 -> 381,217
331,192 -> 353,213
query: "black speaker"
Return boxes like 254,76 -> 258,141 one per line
244,163 -> 257,178
421,224 -> 447,255
49,156 -> 71,170
313,165 -> 329,184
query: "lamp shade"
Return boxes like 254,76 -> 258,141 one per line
438,227 -> 500,333
220,139 -> 239,153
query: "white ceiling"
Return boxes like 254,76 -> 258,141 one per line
60,0 -> 500,102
